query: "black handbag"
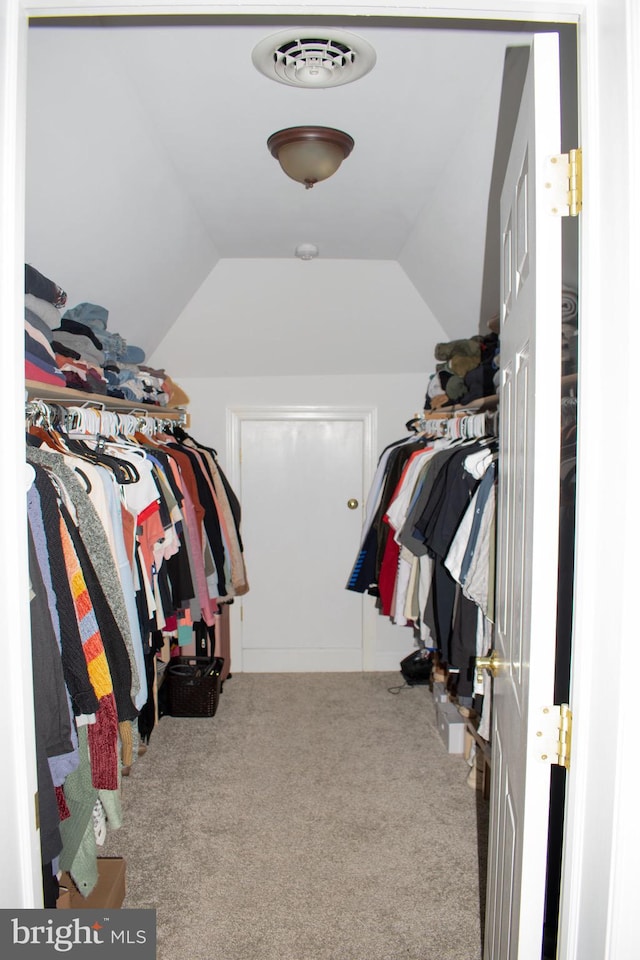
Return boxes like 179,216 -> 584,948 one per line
399,649 -> 433,686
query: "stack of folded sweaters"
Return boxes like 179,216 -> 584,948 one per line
25,263 -> 68,389
24,263 -> 188,407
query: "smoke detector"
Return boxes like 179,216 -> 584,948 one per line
252,29 -> 376,88
295,243 -> 319,260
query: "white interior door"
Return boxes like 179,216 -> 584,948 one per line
236,410 -> 370,672
484,33 -> 563,959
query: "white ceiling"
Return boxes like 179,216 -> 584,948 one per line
25,17 -> 538,370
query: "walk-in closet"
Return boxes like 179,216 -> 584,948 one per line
4,3 -> 640,960
21,10 -> 578,958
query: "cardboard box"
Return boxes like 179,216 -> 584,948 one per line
435,701 -> 466,754
58,857 -> 126,909
55,886 -> 72,909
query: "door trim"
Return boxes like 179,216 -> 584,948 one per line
1,0 -> 41,909
226,404 -> 378,672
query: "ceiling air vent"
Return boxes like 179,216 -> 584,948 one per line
252,29 -> 376,88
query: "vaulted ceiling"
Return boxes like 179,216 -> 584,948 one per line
25,16 -> 545,376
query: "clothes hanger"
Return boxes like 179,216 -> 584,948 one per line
67,403 -> 152,483
60,435 -> 140,484
168,423 -> 218,458
26,401 -> 77,453
54,406 -> 140,484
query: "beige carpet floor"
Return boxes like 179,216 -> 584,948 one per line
103,672 -> 488,960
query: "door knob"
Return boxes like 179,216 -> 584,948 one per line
347,498 -> 359,510
475,650 -> 503,683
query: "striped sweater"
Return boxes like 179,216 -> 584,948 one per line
59,513 -> 119,790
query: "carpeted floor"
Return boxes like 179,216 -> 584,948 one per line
103,673 -> 488,960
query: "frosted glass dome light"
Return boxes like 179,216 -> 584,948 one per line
267,126 -> 354,189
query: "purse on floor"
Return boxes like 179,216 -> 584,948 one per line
400,649 -> 433,686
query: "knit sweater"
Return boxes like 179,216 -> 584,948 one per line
30,464 -> 99,716
26,445 -> 143,705
58,512 -> 119,791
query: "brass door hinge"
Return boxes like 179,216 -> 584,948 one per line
545,147 -> 582,217
536,703 -> 573,769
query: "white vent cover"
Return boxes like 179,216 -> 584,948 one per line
252,29 -> 376,88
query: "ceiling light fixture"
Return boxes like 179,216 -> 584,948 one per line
267,126 -> 354,189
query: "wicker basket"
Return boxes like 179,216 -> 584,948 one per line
167,657 -> 224,718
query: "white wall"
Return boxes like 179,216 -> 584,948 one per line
180,372 -> 429,456
400,37 -> 527,335
26,25 -> 220,355
180,371 -> 430,670
150,257 -> 448,377
149,255 -> 460,670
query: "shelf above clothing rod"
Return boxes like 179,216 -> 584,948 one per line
421,373 -> 576,421
25,380 -> 189,425
425,394 -> 500,417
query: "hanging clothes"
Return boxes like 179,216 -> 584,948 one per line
25,400 -> 248,900
348,413 -> 498,699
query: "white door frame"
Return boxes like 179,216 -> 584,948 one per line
6,4 -> 640,955
0,1 -> 40,911
226,404 -> 377,672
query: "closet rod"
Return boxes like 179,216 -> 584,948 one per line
415,372 -> 577,426
416,410 -> 498,440
25,380 -> 189,425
